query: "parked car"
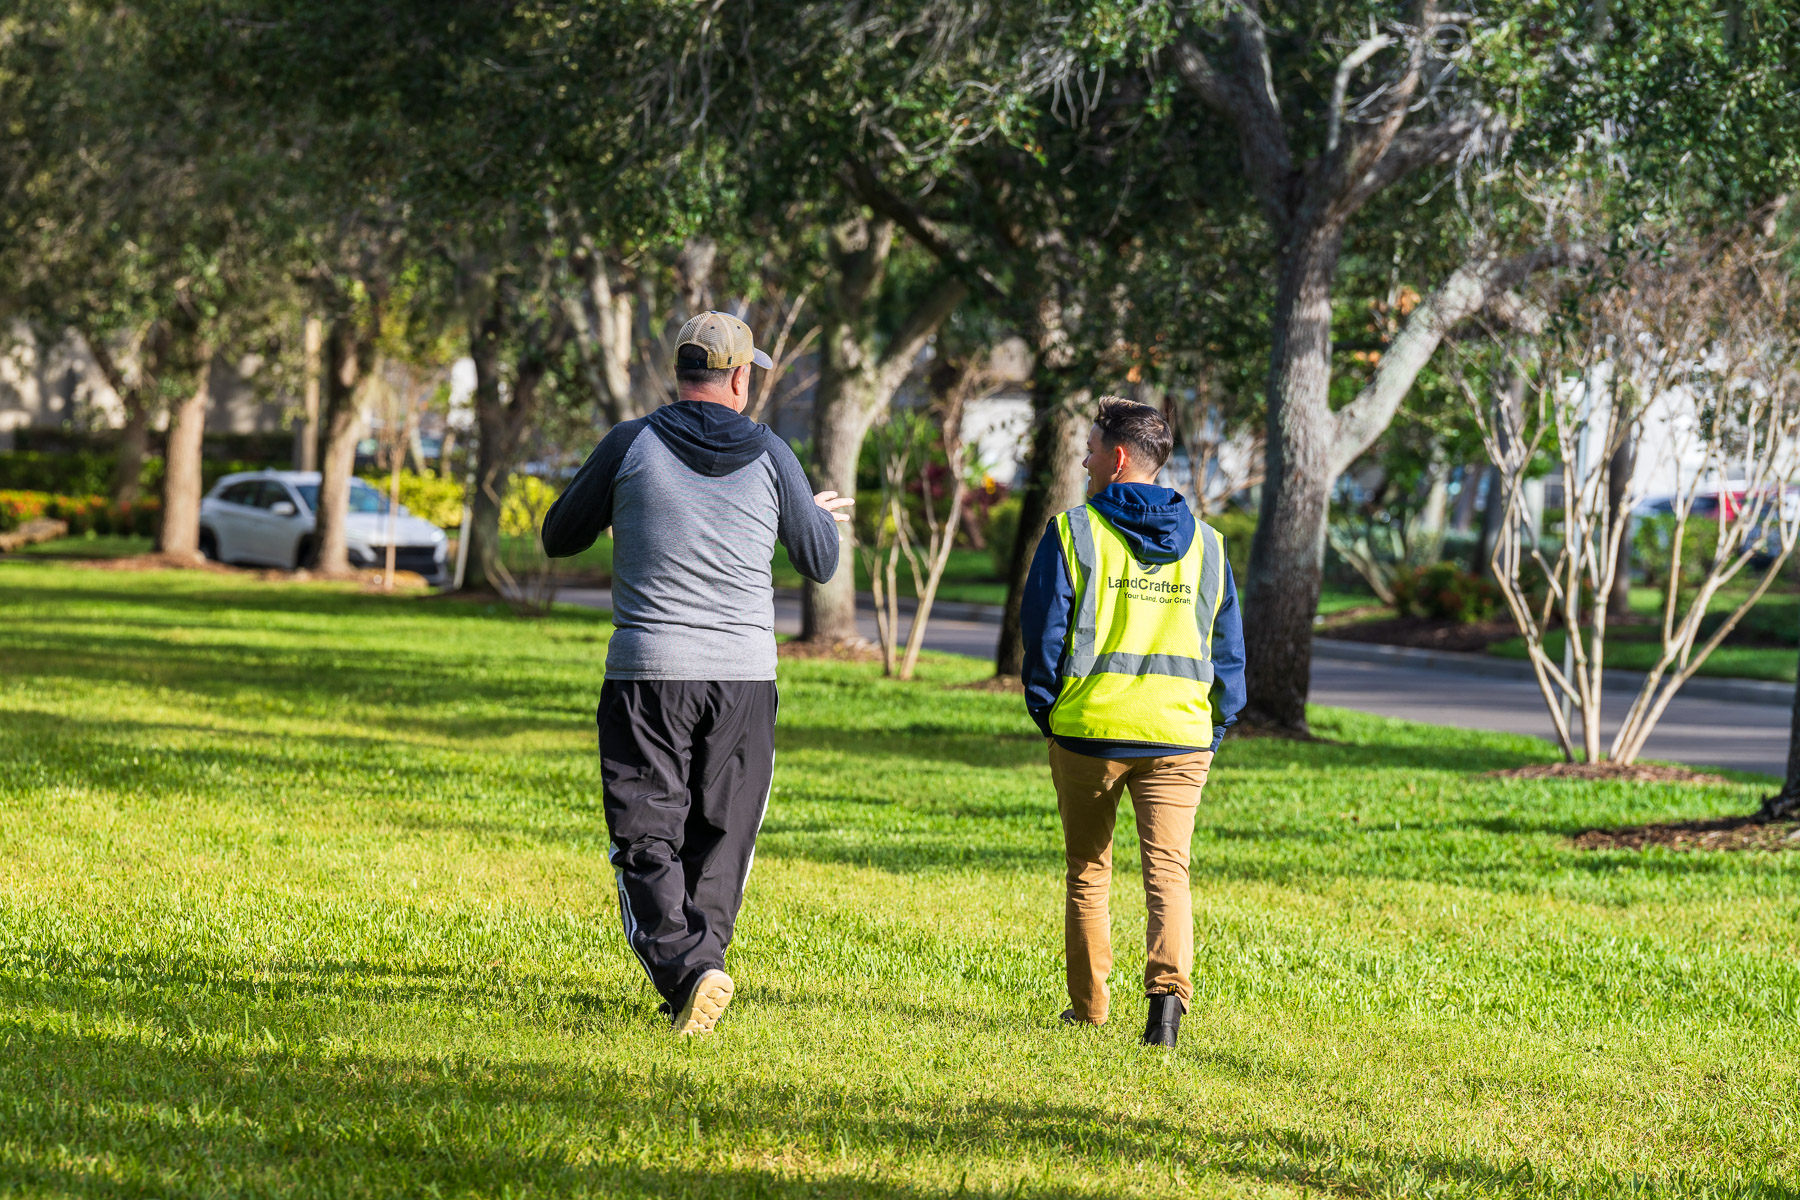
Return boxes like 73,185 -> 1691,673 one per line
199,471 -> 449,583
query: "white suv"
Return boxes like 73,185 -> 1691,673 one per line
199,471 -> 450,583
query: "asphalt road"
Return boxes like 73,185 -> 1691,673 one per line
558,587 -> 1792,778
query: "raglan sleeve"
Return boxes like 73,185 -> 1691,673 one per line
540,421 -> 641,558
768,434 -> 842,584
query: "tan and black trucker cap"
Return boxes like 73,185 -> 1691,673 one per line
674,311 -> 774,370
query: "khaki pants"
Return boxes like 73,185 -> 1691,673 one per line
1049,741 -> 1212,1025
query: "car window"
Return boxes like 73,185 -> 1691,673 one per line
348,481 -> 389,514
291,482 -> 388,514
219,481 -> 261,506
253,481 -> 294,510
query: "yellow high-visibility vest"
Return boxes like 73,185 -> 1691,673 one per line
1049,503 -> 1229,746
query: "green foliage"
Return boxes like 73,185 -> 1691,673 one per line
501,475 -> 560,539
985,495 -> 1023,579
0,452 -> 115,496
1207,508 -> 1257,585
1634,516 -> 1722,592
1392,563 -> 1501,623
0,490 -> 159,537
359,471 -> 466,531
0,566 -> 1796,1197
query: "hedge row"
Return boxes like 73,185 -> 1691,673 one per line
0,490 -> 160,537
0,451 -> 269,497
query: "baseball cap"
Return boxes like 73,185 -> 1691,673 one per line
674,311 -> 773,370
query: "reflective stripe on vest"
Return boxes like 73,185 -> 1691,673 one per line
1061,507 -> 1225,682
1050,504 -> 1229,745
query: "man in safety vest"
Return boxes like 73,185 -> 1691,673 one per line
1020,396 -> 1246,1048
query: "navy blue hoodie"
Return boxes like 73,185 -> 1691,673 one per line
1019,483 -> 1246,756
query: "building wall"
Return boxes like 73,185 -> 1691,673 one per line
0,323 -> 290,449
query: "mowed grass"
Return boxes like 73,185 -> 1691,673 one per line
1,564 -> 1798,1199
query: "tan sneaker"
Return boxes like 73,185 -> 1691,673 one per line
672,969 -> 734,1036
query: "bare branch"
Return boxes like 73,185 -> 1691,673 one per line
1344,108 -> 1502,213
1331,241 -> 1585,472
876,273 -> 968,397
845,159 -> 1006,299
1170,24 -> 1293,224
1326,33 -> 1394,156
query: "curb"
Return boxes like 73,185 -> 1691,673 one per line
1312,638 -> 1793,707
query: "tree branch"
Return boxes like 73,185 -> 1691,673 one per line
1343,108 -> 1501,212
1170,22 -> 1293,225
845,159 -> 1006,299
877,273 -> 968,398
1326,33 -> 1394,156
1330,242 -> 1585,472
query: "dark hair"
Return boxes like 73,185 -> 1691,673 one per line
1093,395 -> 1173,470
674,344 -> 735,387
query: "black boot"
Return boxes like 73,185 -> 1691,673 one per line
1142,994 -> 1182,1047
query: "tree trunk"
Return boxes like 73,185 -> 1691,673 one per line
1242,226 -> 1344,732
314,317 -> 373,574
1475,465 -> 1504,577
81,322 -> 158,509
113,392 -> 152,508
1476,364 -> 1526,577
994,382 -> 1090,676
463,299 -> 507,592
803,369 -> 882,641
799,217 -> 964,643
1763,656 -> 1800,820
569,239 -> 637,426
295,316 -> 322,470
1607,433 -> 1636,617
158,356 -> 210,558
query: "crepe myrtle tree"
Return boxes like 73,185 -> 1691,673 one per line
1461,222 -> 1800,765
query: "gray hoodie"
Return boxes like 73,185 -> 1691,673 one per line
541,401 -> 840,681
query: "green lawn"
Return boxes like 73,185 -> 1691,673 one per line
9,531 -> 154,559
2,563 -> 1798,1197
1489,587 -> 1800,683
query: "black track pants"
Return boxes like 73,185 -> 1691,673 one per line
598,679 -> 777,1005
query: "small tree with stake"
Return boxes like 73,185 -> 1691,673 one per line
1460,220 -> 1800,765
858,354 -> 996,680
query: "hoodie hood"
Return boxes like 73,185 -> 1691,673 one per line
645,400 -> 771,477
1088,483 -> 1194,564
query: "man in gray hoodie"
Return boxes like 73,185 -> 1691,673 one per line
542,311 -> 850,1035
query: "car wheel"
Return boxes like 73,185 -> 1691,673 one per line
199,528 -> 219,561
294,536 -> 317,570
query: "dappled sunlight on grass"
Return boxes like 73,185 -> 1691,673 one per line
2,563 -> 1798,1197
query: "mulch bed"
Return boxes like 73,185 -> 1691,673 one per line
1318,612 -> 1521,653
776,638 -> 884,663
1489,762 -> 1732,785
951,675 -> 1024,693
1573,816 -> 1800,852
69,552 -> 236,573
64,554 -> 428,589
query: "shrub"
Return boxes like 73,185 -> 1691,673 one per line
0,491 -> 50,532
359,470 -> 466,529
1207,507 -> 1256,583
986,496 -> 1023,577
0,452 -> 115,495
0,490 -> 157,537
1633,514 -> 1720,590
501,474 -> 560,538
1391,562 -> 1500,622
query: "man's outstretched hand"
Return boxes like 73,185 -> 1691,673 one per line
813,491 -> 855,523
